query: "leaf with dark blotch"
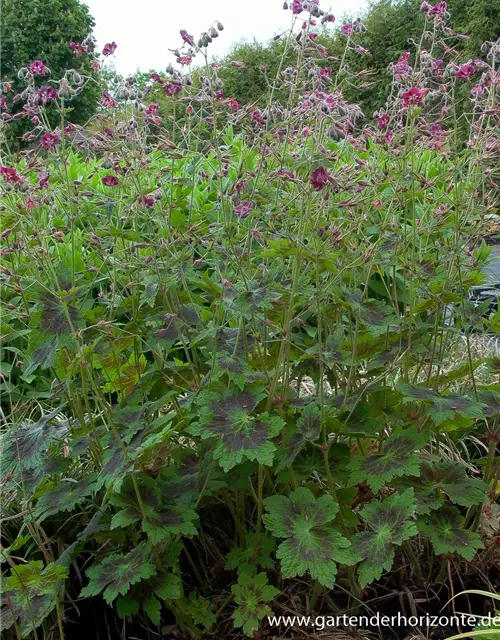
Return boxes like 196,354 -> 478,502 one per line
263,488 -> 353,587
348,428 -> 427,493
191,390 -> 284,471
154,315 -> 179,344
38,292 -> 82,337
322,329 -> 347,367
1,561 -> 68,637
212,352 -> 255,390
80,544 -> 157,604
96,442 -> 132,492
112,405 -> 146,443
430,393 -> 485,426
398,385 -> 485,425
477,389 -> 500,417
0,410 -> 67,474
417,506 -> 484,560
224,281 -> 282,316
394,460 -> 488,514
110,476 -> 159,529
352,489 -> 417,587
276,404 -> 321,472
345,294 -> 400,337
177,303 -> 201,326
166,452 -> 225,503
35,476 -> 96,520
23,337 -> 58,376
397,383 -> 439,402
142,506 -> 198,543
215,327 -> 255,357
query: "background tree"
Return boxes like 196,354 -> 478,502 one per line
1,0 -> 100,148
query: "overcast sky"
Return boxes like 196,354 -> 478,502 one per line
83,0 -> 368,77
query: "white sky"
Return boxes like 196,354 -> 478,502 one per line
83,0 -> 368,77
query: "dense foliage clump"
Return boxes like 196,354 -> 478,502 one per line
0,0 -> 499,638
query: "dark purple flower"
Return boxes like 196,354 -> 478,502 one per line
35,86 -> 58,105
310,167 -> 330,191
164,81 -> 182,96
471,82 -> 486,98
235,201 -> 254,218
180,29 -> 195,46
377,113 -> 390,130
29,60 -> 49,76
394,51 -> 411,82
0,166 -> 21,183
146,103 -> 160,115
40,131 -> 59,149
429,1 -> 447,18
38,171 -> 50,189
402,87 -> 428,106
456,62 -> 475,80
432,59 -> 444,74
251,109 -> 266,125
138,195 -> 155,207
223,98 -> 239,110
102,42 -> 117,57
70,41 -> 87,55
150,72 -> 164,84
102,175 -> 119,187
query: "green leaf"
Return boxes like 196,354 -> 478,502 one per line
0,561 -> 68,638
348,428 -> 426,492
397,384 -> 485,426
0,410 -> 68,474
430,394 -> 485,426
191,389 -> 284,472
80,544 -> 157,604
418,506 -> 484,560
142,506 -> 199,543
35,476 -> 96,520
109,477 -> 198,542
154,574 -> 182,600
352,489 -> 417,587
231,573 -> 279,637
263,488 -> 353,587
116,594 -> 140,618
344,292 -> 400,337
143,594 -> 162,625
212,352 -> 255,390
394,460 -> 488,514
184,591 -> 216,629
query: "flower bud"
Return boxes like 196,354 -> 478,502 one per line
217,21 -> 224,31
